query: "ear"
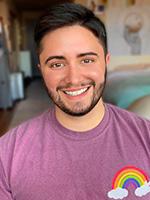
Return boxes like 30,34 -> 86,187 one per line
105,52 -> 110,65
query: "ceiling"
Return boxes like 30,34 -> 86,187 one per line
13,0 -> 73,11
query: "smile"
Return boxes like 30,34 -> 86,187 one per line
63,87 -> 89,96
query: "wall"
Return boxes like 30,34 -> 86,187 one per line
75,0 -> 87,5
0,0 -> 10,24
108,55 -> 150,71
75,0 -> 150,70
106,0 -> 150,56
0,0 -> 11,51
0,0 -> 20,71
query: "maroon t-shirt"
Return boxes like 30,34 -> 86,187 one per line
0,104 -> 150,200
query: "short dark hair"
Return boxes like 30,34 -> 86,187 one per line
34,2 -> 107,55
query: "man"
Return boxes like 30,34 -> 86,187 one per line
0,3 -> 150,200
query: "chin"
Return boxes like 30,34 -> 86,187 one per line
58,99 -> 101,117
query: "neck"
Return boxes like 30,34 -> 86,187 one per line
55,99 -> 105,132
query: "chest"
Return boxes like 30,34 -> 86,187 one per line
10,132 -> 150,200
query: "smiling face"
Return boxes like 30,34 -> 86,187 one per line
39,25 -> 109,117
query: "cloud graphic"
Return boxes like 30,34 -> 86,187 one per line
107,187 -> 128,199
135,181 -> 150,197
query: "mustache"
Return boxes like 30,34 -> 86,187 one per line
56,81 -> 96,91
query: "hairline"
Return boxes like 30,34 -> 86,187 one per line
37,24 -> 107,57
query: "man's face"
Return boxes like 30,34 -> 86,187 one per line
39,25 -> 109,116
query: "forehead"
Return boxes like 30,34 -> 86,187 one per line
38,25 -> 103,56
41,25 -> 100,46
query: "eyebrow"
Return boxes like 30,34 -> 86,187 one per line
77,52 -> 98,58
44,52 -> 98,65
45,56 -> 65,65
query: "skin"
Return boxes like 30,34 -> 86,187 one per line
39,25 -> 110,131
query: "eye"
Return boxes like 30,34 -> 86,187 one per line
49,62 -> 65,69
81,58 -> 95,64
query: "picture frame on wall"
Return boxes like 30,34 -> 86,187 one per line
87,0 -> 98,12
86,0 -> 107,14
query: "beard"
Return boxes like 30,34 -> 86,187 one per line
43,70 -> 107,117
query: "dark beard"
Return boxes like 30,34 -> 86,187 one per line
42,69 -> 107,117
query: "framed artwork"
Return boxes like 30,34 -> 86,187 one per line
87,0 -> 107,14
87,0 -> 98,12
127,0 -> 136,6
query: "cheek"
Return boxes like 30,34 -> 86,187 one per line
89,67 -> 105,82
41,71 -> 57,90
41,69 -> 64,91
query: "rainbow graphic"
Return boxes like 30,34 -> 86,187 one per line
112,166 -> 149,189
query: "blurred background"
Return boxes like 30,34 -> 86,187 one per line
0,0 -> 150,136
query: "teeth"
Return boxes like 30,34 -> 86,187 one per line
64,87 -> 88,96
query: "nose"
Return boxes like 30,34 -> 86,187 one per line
65,65 -> 81,85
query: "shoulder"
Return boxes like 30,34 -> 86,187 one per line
0,109 -> 52,181
106,103 -> 150,130
106,103 -> 150,120
0,109 -> 51,152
